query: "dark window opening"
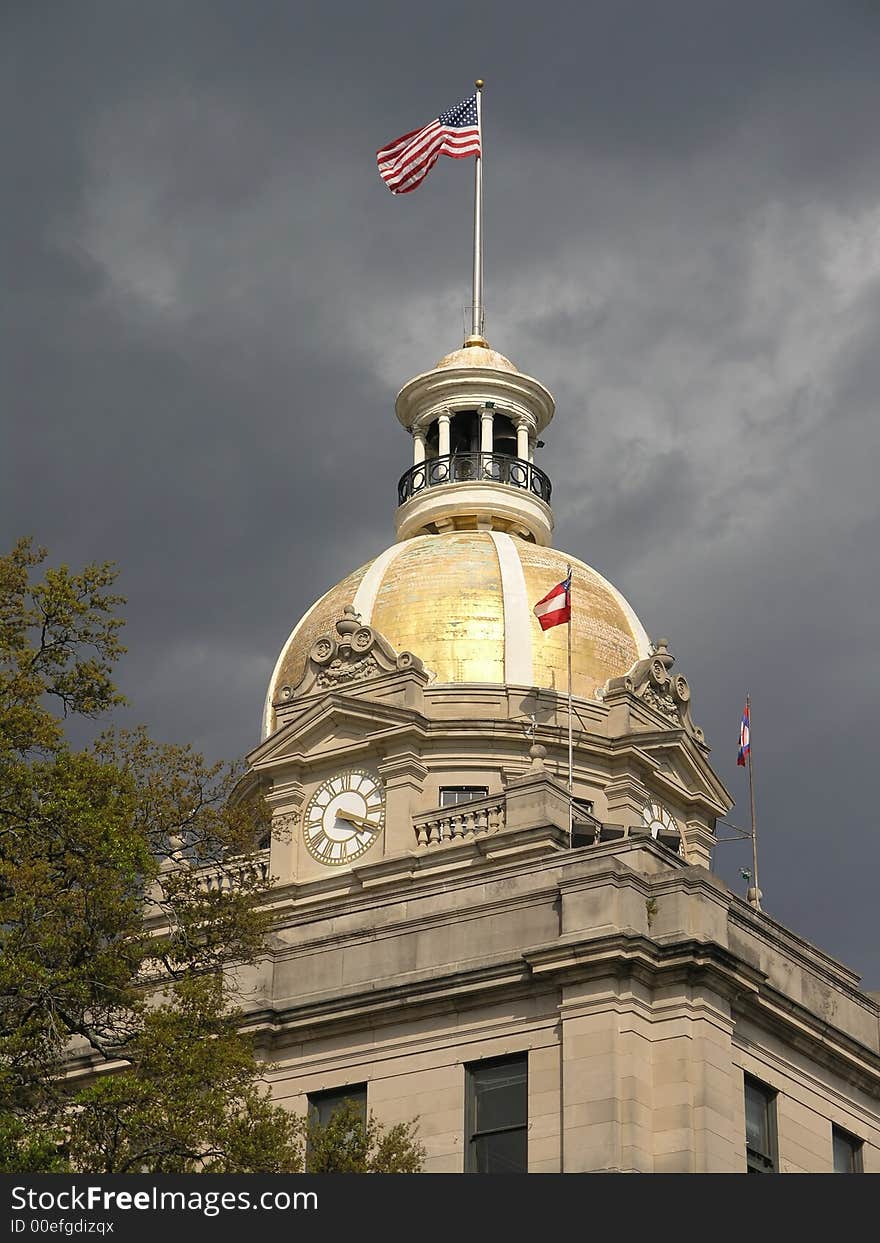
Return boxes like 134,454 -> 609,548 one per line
832,1125 -> 863,1173
306,1084 -> 367,1172
493,412 -> 518,457
744,1076 -> 777,1173
570,798 -> 599,846
440,786 -> 489,808
465,1053 -> 528,1174
450,410 -> 480,455
423,409 -> 523,461
307,1084 -> 367,1131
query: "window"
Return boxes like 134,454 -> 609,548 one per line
832,1126 -> 863,1173
465,1053 -> 528,1173
440,786 -> 488,808
744,1076 -> 777,1173
306,1084 -> 367,1173
307,1083 -> 367,1130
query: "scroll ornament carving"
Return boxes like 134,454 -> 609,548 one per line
275,605 -> 425,703
600,640 -> 705,743
315,651 -> 381,689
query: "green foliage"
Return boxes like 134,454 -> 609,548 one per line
68,976 -> 303,1174
0,1113 -> 67,1173
304,1101 -> 425,1173
0,539 -> 273,1168
0,539 -> 422,1175
0,537 -> 125,761
66,996 -> 426,1174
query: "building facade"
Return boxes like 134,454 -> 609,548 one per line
236,337 -> 880,1172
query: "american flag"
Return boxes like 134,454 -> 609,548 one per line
376,93 -> 481,195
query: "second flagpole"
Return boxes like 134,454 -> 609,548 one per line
746,693 -> 762,910
567,566 -> 573,849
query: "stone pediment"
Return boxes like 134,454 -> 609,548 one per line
601,639 -> 705,745
274,605 -> 428,707
641,737 -> 730,809
249,692 -> 427,771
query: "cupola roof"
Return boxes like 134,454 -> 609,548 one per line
434,343 -> 520,373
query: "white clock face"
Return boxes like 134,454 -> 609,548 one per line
642,801 -> 678,840
303,769 -> 385,866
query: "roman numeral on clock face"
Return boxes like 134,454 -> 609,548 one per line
309,831 -> 332,858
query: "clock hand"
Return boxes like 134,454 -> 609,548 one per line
335,808 -> 379,831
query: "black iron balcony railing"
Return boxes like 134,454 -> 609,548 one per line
397,452 -> 552,507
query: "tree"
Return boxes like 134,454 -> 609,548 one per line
0,539 -> 275,1168
66,975 -> 302,1174
304,1100 -> 425,1174
68,992 -> 424,1174
0,538 -> 424,1174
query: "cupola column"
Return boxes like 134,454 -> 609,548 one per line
413,429 -> 426,465
438,411 -> 451,457
480,406 -> 494,453
516,419 -> 529,461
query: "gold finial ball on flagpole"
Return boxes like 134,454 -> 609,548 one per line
475,79 -> 484,89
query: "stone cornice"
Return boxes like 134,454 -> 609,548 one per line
394,361 -> 555,435
258,835 -> 694,928
251,675 -> 732,821
269,881 -> 562,963
258,827 -> 875,1026
525,933 -> 880,1089
377,751 -> 430,786
243,955 -> 539,1048
243,926 -> 880,1093
262,822 -> 572,919
726,895 -> 865,993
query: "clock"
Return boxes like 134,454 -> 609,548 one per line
302,769 -> 385,866
642,801 -> 678,840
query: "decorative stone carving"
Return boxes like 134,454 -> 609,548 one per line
527,742 -> 547,773
600,639 -> 705,743
275,605 -> 425,703
315,652 -> 382,689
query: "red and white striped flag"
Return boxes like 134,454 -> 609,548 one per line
533,572 -> 572,631
376,93 -> 481,196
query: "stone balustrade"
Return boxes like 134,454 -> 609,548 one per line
413,794 -> 506,846
195,849 -> 271,894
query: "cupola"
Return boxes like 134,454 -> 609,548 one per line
394,341 -> 556,545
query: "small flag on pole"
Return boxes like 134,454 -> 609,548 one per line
533,573 -> 572,631
376,93 -> 481,195
737,702 -> 750,767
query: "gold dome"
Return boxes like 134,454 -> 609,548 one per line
263,532 -> 650,738
434,344 -> 520,373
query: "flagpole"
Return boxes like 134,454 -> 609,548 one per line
746,693 -> 762,910
567,565 -> 573,850
469,79 -> 485,344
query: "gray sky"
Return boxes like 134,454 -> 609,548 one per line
4,1 -> 879,985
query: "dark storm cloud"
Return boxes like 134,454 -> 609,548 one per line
4,0 -> 880,982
